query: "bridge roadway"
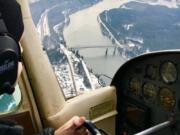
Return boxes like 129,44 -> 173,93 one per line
69,45 -> 119,56
68,45 -> 117,50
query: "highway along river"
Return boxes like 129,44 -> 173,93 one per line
63,0 -> 128,84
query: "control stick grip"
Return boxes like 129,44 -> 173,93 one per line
83,120 -> 102,135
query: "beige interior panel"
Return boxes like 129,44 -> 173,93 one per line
47,86 -> 117,135
17,67 -> 43,133
95,116 -> 116,135
47,86 -> 117,126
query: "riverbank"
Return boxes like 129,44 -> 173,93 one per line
30,0 -> 104,98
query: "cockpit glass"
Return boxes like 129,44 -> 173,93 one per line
0,85 -> 21,114
28,0 -> 180,99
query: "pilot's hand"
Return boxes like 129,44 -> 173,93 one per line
54,116 -> 89,135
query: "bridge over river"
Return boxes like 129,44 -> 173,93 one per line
68,45 -> 120,56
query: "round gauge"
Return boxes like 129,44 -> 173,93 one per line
160,62 -> 177,83
159,87 -> 175,111
143,83 -> 156,100
129,78 -> 141,95
145,65 -> 157,80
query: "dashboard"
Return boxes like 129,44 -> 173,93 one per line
111,51 -> 180,135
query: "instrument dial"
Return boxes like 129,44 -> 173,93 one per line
145,65 -> 157,80
143,83 -> 157,101
160,62 -> 177,84
159,87 -> 175,111
129,78 -> 141,96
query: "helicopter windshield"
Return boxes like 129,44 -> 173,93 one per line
28,0 -> 180,100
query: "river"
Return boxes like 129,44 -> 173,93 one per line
63,0 -> 128,83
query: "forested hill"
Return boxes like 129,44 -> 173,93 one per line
99,1 -> 180,58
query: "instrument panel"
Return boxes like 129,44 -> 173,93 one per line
127,60 -> 177,111
111,51 -> 180,135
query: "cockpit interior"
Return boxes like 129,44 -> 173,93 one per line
1,0 -> 180,135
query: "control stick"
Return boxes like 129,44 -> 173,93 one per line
83,120 -> 108,135
135,118 -> 175,135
